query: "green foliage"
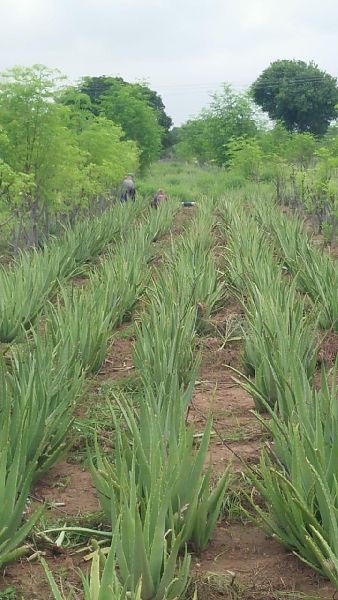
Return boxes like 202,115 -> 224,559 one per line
242,284 -> 318,410
227,136 -> 264,181
249,363 -> 338,587
255,197 -> 338,330
77,116 -> 139,194
42,538 -> 142,600
76,76 -> 165,170
6,334 -> 83,479
112,466 -> 191,600
146,201 -> 179,241
174,118 -> 211,164
201,84 -> 258,166
0,382 -> 44,568
139,160 -> 237,200
133,301 -> 198,395
0,250 -> 59,342
91,396 -> 230,555
174,84 -> 258,166
0,65 -> 140,247
251,59 -> 338,135
0,199 -> 142,343
78,75 -> 172,145
100,85 -> 162,170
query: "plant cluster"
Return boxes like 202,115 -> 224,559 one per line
219,190 -> 338,588
0,201 -> 177,570
84,200 -> 231,599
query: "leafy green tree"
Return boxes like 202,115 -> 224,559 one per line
203,84 -> 258,165
76,76 -> 171,162
227,136 -> 264,181
252,60 -> 338,135
134,83 -> 173,146
57,88 -> 93,133
173,85 -> 258,166
78,116 -> 139,196
174,118 -> 211,163
0,65 -> 88,243
100,84 -> 162,170
79,75 -> 125,110
0,66 -> 140,246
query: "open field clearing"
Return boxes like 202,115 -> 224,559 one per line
0,163 -> 337,600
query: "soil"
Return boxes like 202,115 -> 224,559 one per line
97,331 -> 135,380
193,525 -> 335,599
317,329 -> 338,367
33,461 -> 100,517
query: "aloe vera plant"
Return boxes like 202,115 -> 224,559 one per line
221,207 -> 279,293
294,246 -> 338,330
147,201 -> 178,242
0,398 -> 43,568
47,284 -> 114,374
253,197 -> 338,330
90,394 -> 231,555
248,362 -> 338,587
6,334 -> 84,479
95,228 -> 152,328
42,537 -> 143,600
133,301 -> 198,394
241,282 -> 318,409
168,240 -> 225,324
0,200 -> 144,343
0,251 -> 60,342
110,462 -> 192,600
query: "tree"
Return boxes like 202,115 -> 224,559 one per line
78,116 -> 139,197
0,66 -> 140,247
133,83 -> 173,146
79,75 -> 125,110
201,84 -> 258,165
174,118 -> 211,163
252,60 -> 338,135
0,65 -> 87,244
172,84 -> 258,166
77,76 -> 171,161
227,136 -> 264,182
100,84 -> 162,170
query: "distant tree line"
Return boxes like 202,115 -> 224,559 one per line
173,59 -> 338,165
1,59 -> 338,249
172,60 -> 338,245
0,66 -> 172,249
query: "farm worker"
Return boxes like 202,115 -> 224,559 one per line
151,189 -> 168,209
120,174 -> 136,203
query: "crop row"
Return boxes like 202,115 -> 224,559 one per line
42,198 -> 230,598
0,201 -> 145,343
220,193 -> 338,587
251,188 -> 338,331
0,201 -> 179,570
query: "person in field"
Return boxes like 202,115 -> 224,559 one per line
120,174 -> 136,202
151,189 -> 168,209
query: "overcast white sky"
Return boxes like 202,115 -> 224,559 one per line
1,0 -> 338,125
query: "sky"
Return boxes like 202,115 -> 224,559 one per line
1,0 -> 338,126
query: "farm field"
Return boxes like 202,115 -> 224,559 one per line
0,162 -> 338,600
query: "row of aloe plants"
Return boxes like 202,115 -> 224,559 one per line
250,189 -> 338,332
0,200 -> 145,343
220,199 -> 319,414
0,202 -> 179,570
220,191 -> 338,588
44,198 -> 231,599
